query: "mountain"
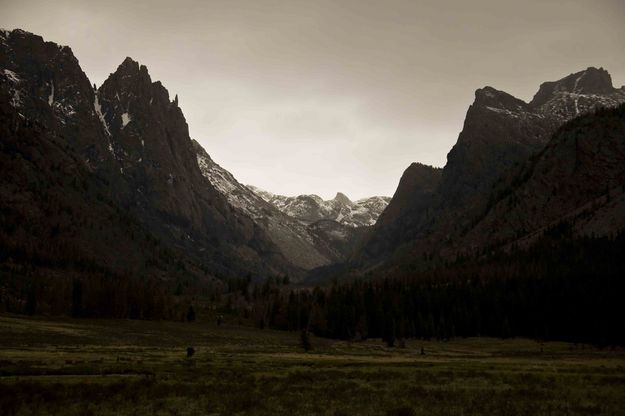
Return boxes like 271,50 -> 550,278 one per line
194,141 -> 378,270
0,28 -> 389,285
356,163 -> 442,263
248,187 -> 391,228
0,28 -> 293,282
440,67 -> 625,216
462,103 -> 625,253
356,67 -> 625,270
193,140 -> 353,270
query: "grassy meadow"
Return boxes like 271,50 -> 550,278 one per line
0,314 -> 624,415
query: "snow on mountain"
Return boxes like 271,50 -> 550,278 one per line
247,186 -> 391,227
192,140 -> 357,270
194,140 -> 270,220
191,140 -> 388,270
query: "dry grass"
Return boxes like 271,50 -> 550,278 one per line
1,314 -> 624,415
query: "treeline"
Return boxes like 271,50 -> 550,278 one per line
1,265 -> 172,320
254,230 -> 625,346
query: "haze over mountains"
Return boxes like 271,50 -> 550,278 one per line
2,28 -> 625,314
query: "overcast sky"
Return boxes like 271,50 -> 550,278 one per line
2,0 -> 624,199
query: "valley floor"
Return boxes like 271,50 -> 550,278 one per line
0,315 -> 624,415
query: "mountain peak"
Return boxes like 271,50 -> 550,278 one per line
402,163 -> 443,192
334,192 -> 352,205
112,56 -> 151,84
473,86 -> 528,111
530,67 -> 614,107
117,56 -> 139,71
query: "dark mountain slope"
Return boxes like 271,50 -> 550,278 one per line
462,103 -> 625,253
355,163 -> 442,264
0,97 -> 209,316
354,67 -> 625,271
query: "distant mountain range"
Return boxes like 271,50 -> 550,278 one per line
247,187 -> 390,227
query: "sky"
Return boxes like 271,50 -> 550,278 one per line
2,0 -> 624,199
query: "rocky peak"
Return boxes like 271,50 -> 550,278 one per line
334,192 -> 352,205
96,57 -> 184,158
95,56 -> 240,247
248,186 -> 390,228
119,56 -> 140,70
373,162 -> 441,225
0,28 -> 115,168
474,86 -> 528,112
530,67 -> 614,107
102,57 -> 168,103
401,163 -> 443,193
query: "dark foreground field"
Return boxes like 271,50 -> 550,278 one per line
0,315 -> 624,415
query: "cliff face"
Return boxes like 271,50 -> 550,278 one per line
355,163 -> 442,264
463,104 -> 625,253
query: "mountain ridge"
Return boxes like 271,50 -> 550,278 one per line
353,66 -> 625,272
247,185 -> 390,228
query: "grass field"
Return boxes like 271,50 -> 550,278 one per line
1,315 -> 624,415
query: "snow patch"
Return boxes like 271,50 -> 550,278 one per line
48,81 -> 54,106
64,106 -> 76,116
3,69 -> 19,83
197,153 -> 238,195
94,94 -> 111,136
573,72 -> 585,93
10,89 -> 21,107
121,112 -> 131,128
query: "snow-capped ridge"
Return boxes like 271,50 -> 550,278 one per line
246,186 -> 390,227
472,67 -> 625,123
